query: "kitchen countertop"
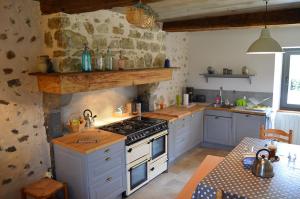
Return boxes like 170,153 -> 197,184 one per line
52,129 -> 126,154
145,103 -> 269,121
153,103 -> 209,118
206,106 -> 270,116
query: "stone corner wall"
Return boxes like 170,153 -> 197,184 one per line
41,10 -> 167,72
0,0 -> 50,198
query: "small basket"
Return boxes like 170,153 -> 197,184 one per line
67,114 -> 86,133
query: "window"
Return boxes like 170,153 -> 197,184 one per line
280,48 -> 300,110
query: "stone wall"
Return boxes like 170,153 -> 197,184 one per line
0,0 -> 50,198
41,10 -> 166,72
138,33 -> 189,110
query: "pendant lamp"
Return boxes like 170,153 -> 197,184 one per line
247,0 -> 283,54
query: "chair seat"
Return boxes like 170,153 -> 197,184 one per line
24,178 -> 64,197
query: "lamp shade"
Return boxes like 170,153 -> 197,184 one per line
247,28 -> 283,54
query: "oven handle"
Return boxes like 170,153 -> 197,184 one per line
149,131 -> 168,140
128,159 -> 148,171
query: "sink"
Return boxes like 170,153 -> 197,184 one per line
210,103 -> 235,109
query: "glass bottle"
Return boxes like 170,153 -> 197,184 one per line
94,47 -> 104,71
117,51 -> 125,70
105,48 -> 113,71
81,44 -> 92,72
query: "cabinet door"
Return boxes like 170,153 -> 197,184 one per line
168,121 -> 176,163
190,111 -> 204,147
233,113 -> 265,145
204,115 -> 232,145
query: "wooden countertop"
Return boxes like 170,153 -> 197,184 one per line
146,103 -> 268,121
52,129 -> 126,154
151,103 -> 209,118
142,112 -> 177,122
206,106 -> 268,116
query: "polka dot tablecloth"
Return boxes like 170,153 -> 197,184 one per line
192,137 -> 300,199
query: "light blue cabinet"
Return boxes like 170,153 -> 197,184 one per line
54,141 -> 126,199
168,111 -> 204,163
233,113 -> 266,145
204,110 -> 233,146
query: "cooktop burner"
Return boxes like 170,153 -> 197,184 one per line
99,116 -> 168,145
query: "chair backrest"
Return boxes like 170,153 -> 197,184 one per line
259,125 -> 293,144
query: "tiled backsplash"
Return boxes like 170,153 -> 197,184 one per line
194,89 -> 273,106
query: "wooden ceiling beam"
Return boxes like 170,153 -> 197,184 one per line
39,0 -> 162,15
163,7 -> 300,32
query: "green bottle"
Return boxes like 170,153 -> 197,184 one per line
81,44 -> 92,72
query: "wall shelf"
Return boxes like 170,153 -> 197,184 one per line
200,73 -> 255,84
30,68 -> 177,94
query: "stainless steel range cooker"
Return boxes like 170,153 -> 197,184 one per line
99,116 -> 168,196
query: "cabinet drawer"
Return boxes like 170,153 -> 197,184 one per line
205,110 -> 232,118
87,141 -> 124,163
89,166 -> 124,199
88,151 -> 124,185
175,115 -> 191,129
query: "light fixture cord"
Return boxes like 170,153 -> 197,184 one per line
264,0 -> 268,29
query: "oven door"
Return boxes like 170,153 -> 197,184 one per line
149,130 -> 168,161
127,157 -> 149,195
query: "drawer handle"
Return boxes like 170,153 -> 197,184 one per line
105,157 -> 111,161
215,116 -> 219,119
104,149 -> 110,153
128,148 -> 132,153
246,115 -> 250,117
150,167 -> 155,171
106,177 -> 112,182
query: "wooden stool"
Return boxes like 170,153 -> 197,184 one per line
21,178 -> 68,199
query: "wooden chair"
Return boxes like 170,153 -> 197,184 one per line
259,125 -> 293,144
21,178 -> 68,199
176,155 -> 224,199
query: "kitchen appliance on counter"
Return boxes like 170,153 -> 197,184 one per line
186,87 -> 194,103
99,116 -> 168,196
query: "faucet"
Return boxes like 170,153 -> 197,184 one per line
219,86 -> 223,105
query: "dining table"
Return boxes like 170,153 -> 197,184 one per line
192,137 -> 300,199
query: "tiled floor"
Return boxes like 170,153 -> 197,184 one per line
127,147 -> 230,199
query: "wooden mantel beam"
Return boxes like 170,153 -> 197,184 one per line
39,0 -> 162,15
163,7 -> 300,32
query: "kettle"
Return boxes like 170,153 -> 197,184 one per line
83,109 -> 97,128
252,148 -> 274,178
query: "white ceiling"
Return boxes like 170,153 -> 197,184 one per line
113,0 -> 300,22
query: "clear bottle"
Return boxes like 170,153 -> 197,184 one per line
81,44 -> 92,72
117,51 -> 125,70
105,48 -> 113,71
94,47 -> 104,71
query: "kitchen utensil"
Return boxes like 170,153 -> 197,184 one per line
83,109 -> 97,128
252,148 -> 274,178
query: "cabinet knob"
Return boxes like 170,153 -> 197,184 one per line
128,148 -> 132,152
215,116 -> 219,119
104,148 -> 110,153
246,115 -> 250,117
106,177 -> 112,182
105,157 -> 111,161
150,167 -> 155,171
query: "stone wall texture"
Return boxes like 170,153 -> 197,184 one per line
41,10 -> 166,72
0,2 -> 187,198
0,0 -> 50,198
138,33 -> 189,110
